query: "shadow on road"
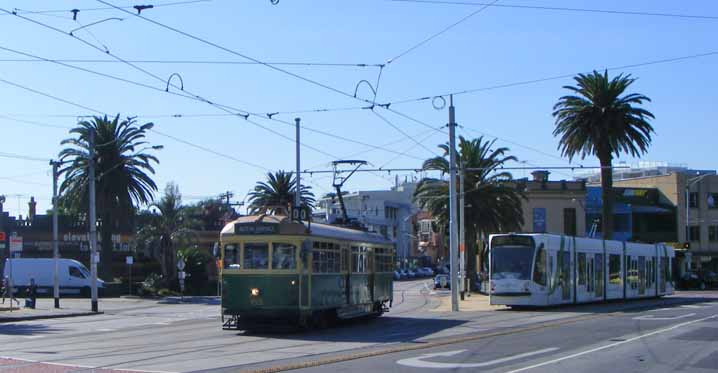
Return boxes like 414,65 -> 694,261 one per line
158,296 -> 220,305
500,295 -> 717,314
0,323 -> 61,337
242,316 -> 466,343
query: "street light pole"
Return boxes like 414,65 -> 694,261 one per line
448,94 -> 459,312
295,118 -> 301,214
459,165 -> 466,299
88,129 -> 99,312
51,160 -> 60,308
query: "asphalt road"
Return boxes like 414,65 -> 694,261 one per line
0,281 -> 715,373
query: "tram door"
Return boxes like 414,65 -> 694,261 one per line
342,245 -> 351,305
595,253 -> 604,299
558,251 -> 571,301
659,256 -> 666,293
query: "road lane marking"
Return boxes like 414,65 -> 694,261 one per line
0,355 -> 175,373
680,305 -> 704,309
397,348 -> 559,369
505,314 -> 718,373
632,313 -> 696,321
97,328 -> 117,332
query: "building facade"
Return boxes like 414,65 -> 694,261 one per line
315,182 -> 417,260
518,171 -> 587,237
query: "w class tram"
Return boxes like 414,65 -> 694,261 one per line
489,234 -> 674,307
220,214 -> 394,330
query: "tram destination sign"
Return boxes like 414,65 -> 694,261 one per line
234,223 -> 278,235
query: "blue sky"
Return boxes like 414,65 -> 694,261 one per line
0,0 -> 716,217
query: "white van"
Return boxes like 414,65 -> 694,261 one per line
3,258 -> 104,296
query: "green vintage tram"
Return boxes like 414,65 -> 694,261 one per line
220,214 -> 394,330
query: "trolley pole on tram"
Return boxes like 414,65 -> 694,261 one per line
448,95 -> 459,312
294,118 -> 301,212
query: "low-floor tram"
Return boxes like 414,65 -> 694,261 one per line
489,233 -> 675,307
220,214 -> 394,329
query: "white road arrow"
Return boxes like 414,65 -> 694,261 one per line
633,313 -> 696,321
396,348 -> 559,369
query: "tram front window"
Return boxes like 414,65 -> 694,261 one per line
244,243 -> 269,269
491,236 -> 535,280
272,243 -> 297,270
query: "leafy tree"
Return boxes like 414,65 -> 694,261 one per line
185,197 -> 238,231
59,115 -> 161,280
414,136 -> 524,289
247,170 -> 315,215
137,183 -> 197,280
553,70 -> 654,239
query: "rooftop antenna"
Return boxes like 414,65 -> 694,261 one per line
331,160 -> 367,223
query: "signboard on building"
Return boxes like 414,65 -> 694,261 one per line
533,208 -> 546,233
9,235 -> 22,254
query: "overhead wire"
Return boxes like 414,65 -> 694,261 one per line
386,0 -> 499,65
390,0 -> 718,20
1,0 -> 212,16
387,50 -> 718,105
96,0 -> 376,106
0,58 -> 381,68
371,110 -> 441,157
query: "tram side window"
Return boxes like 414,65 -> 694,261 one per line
668,258 -> 673,283
272,243 -> 297,270
609,254 -> 621,285
224,244 -> 239,269
351,246 -> 367,273
578,253 -> 586,286
532,245 -> 546,286
244,243 -> 269,269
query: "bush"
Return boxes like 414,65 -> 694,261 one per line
177,248 -> 214,295
138,273 -> 164,296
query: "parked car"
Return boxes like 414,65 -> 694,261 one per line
394,271 -> 402,281
414,268 -> 428,277
678,271 -> 706,290
704,271 -> 718,288
400,269 -> 410,279
407,269 -> 417,279
434,274 -> 450,289
422,267 -> 435,277
3,258 -> 105,296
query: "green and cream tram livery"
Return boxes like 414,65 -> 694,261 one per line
489,234 -> 675,307
220,215 -> 394,329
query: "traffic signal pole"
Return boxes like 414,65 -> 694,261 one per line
89,129 -> 99,312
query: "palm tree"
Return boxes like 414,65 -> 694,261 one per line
414,136 -> 525,289
138,183 -> 197,280
59,115 -> 161,280
553,70 -> 654,239
247,170 -> 315,215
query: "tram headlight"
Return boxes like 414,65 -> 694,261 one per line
250,288 -> 260,297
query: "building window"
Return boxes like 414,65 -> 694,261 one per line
689,192 -> 698,208
533,208 -> 546,233
708,193 -> 718,209
709,226 -> 718,242
563,208 -> 577,236
689,226 -> 700,242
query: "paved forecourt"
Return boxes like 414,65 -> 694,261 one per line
1,281 -> 715,372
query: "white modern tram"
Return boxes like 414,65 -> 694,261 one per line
489,234 -> 675,307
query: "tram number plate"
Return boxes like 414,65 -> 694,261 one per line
250,298 -> 264,306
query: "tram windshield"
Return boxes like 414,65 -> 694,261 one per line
491,236 -> 535,280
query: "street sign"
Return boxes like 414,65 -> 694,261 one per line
177,259 -> 186,271
126,256 -> 134,265
9,236 -> 22,254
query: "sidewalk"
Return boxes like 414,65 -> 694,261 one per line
431,291 -> 508,312
0,298 -> 102,323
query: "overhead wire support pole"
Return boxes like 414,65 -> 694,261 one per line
51,160 -> 60,308
459,161 -> 466,299
89,129 -> 99,313
448,94 -> 459,312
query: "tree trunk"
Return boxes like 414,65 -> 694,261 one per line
100,212 -> 114,281
599,155 -> 614,240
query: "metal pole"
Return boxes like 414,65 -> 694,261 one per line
459,166 -> 466,299
448,94 -> 459,312
295,117 -> 301,213
52,160 -> 60,308
88,129 -> 99,312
